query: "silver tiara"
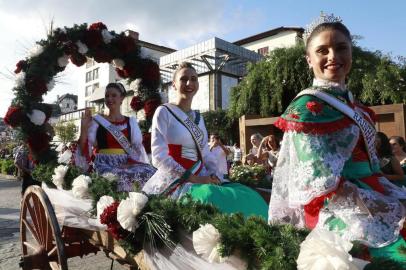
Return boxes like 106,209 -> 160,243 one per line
303,12 -> 342,45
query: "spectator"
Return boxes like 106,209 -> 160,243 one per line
14,144 -> 40,195
257,134 -> 281,171
232,143 -> 242,166
376,132 -> 405,184
248,133 -> 263,156
209,134 -> 231,177
390,136 -> 406,167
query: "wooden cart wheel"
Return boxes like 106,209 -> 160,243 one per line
20,185 -> 68,270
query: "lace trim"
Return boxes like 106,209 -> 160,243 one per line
275,116 -> 353,134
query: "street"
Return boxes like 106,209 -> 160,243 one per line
0,176 -> 125,270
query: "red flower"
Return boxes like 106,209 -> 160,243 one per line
70,53 -> 87,67
84,30 -> 103,48
99,201 -> 129,240
100,201 -> 119,225
142,61 -> 160,84
144,98 -> 161,118
116,64 -> 136,78
130,96 -> 144,111
88,22 -> 107,31
93,49 -> 112,63
25,77 -> 48,97
287,113 -> 300,120
3,106 -> 24,127
142,132 -> 151,154
27,132 -> 50,154
306,101 -> 323,114
116,36 -> 136,54
14,60 -> 27,74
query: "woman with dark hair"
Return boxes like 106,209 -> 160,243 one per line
376,132 -> 405,183
390,136 -> 406,168
269,13 -> 406,265
78,82 -> 156,191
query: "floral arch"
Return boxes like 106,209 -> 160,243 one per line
4,22 -> 161,163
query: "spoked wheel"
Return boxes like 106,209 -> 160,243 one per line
20,185 -> 68,270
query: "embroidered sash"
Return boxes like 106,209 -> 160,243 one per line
296,89 -> 377,165
162,104 -> 204,160
93,115 -> 137,158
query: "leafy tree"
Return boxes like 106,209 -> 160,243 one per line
228,44 -> 406,118
202,110 -> 238,144
54,121 -> 78,144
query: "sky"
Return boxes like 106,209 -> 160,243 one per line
0,0 -> 405,117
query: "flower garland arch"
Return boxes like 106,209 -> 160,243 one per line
4,22 -> 161,163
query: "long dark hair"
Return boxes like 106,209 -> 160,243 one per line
305,22 -> 351,53
390,136 -> 406,152
376,132 -> 393,158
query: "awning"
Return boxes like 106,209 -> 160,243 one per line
88,87 -> 104,102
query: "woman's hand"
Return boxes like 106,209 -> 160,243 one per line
81,108 -> 92,131
188,175 -> 221,185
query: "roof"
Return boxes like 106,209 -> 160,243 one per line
56,94 -> 78,104
233,26 -> 304,46
138,40 -> 176,54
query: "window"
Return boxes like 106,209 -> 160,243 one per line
86,71 -> 92,82
257,46 -> 269,56
93,68 -> 99,80
85,85 -> 92,96
66,103 -> 70,108
92,83 -> 99,93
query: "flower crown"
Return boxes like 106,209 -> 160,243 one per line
303,12 -> 342,45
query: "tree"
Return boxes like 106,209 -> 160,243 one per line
228,44 -> 406,118
202,110 -> 238,144
54,122 -> 78,144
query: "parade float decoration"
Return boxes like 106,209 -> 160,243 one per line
6,22 -> 399,270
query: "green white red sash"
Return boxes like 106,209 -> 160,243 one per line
296,89 -> 377,165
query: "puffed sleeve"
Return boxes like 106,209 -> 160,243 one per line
199,116 -> 225,181
129,117 -> 149,164
150,106 -> 186,177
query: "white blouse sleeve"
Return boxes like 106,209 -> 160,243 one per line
87,120 -> 99,156
151,106 -> 186,177
129,117 -> 150,164
200,117 -> 224,181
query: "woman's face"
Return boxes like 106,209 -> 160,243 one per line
173,68 -> 199,101
250,135 -> 259,147
105,87 -> 124,110
306,29 -> 352,84
390,139 -> 402,154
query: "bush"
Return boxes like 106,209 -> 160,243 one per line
0,158 -> 16,175
229,164 -> 272,189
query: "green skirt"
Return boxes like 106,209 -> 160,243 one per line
369,237 -> 406,268
187,182 -> 268,220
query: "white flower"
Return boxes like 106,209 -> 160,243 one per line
76,41 -> 88,54
101,172 -> 119,182
193,224 -> 224,263
29,44 -> 43,58
15,72 -> 26,87
136,109 -> 146,121
130,78 -> 142,94
58,149 -> 72,164
71,175 -> 92,199
101,29 -> 113,44
52,165 -> 69,189
96,195 -> 115,220
112,58 -> 125,69
57,54 -> 70,67
297,229 -> 360,270
27,109 -> 46,126
117,192 -> 148,232
47,79 -> 55,91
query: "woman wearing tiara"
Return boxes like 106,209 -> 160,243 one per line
79,82 -> 156,192
142,62 -> 268,219
268,15 -> 406,264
